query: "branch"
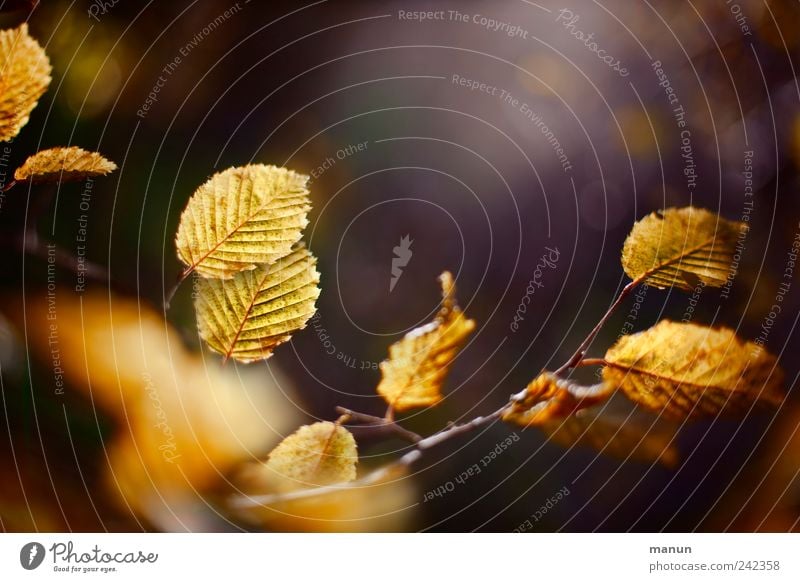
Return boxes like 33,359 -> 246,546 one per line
25,183 -> 58,228
410,405 -> 508,454
21,234 -> 109,282
230,274 -> 643,512
553,277 -> 643,376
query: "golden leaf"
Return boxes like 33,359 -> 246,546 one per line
540,409 -> 679,467
502,372 -> 614,427
14,146 -> 117,183
194,245 -> 320,363
175,164 -> 311,279
621,206 -> 746,290
603,320 -> 784,420
377,272 -> 476,412
260,421 -> 357,493
0,23 -> 52,142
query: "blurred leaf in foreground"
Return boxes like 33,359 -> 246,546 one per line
16,291 -> 299,531
234,461 -> 415,533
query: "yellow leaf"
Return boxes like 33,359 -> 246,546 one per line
14,146 -> 117,183
0,23 -> 51,142
377,272 -> 476,412
621,206 -> 746,291
175,164 -> 311,279
260,421 -> 357,493
540,409 -> 679,467
603,320 -> 784,420
194,245 -> 320,363
502,372 -> 614,427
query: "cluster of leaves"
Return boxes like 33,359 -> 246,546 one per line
170,169 -> 481,517
167,157 -> 487,516
173,165 -> 320,362
503,207 -> 784,453
0,23 -> 116,270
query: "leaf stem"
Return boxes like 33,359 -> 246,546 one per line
576,358 -> 608,368
553,277 -> 643,376
163,267 -> 192,311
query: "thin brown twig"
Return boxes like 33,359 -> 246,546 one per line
411,405 -> 509,453
553,277 -> 644,376
335,406 -> 421,443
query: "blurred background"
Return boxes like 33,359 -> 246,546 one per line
1,0 -> 799,532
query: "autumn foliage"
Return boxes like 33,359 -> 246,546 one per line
0,19 -> 787,533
